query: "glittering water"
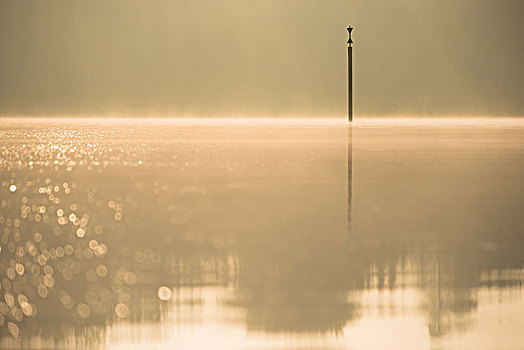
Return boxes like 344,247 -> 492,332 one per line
1,118 -> 524,349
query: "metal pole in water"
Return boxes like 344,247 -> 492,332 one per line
347,26 -> 353,123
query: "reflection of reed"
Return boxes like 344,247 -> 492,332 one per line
354,238 -> 524,338
418,245 -> 478,338
234,232 -> 361,333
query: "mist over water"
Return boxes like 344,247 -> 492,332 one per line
1,0 -> 523,117
1,118 -> 524,349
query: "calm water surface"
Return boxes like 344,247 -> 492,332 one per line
0,118 -> 523,349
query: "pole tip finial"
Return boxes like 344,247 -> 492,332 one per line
347,26 -> 353,44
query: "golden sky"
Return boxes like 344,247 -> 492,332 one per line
1,0 -> 523,117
